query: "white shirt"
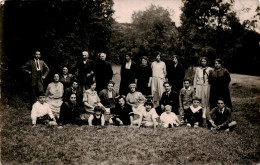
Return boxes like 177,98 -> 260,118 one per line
125,61 -> 132,69
35,59 -> 40,71
108,90 -> 113,98
160,112 -> 179,125
31,101 -> 55,124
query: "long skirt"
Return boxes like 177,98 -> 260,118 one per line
151,77 -> 165,103
195,84 -> 210,118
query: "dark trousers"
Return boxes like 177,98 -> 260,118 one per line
30,71 -> 44,105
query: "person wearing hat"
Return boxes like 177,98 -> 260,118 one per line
31,92 -> 57,127
126,83 -> 146,115
134,100 -> 159,128
185,97 -> 203,127
207,98 -> 237,132
88,106 -> 105,126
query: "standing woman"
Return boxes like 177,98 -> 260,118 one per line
209,59 -> 232,110
151,52 -> 167,106
193,57 -> 213,119
59,66 -> 74,90
45,73 -> 64,118
136,56 -> 152,96
119,52 -> 137,96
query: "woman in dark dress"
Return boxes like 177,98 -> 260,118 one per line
209,59 -> 232,110
119,52 -> 137,96
136,56 -> 152,96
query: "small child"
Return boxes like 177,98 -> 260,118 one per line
134,100 -> 159,128
31,92 -> 57,126
160,105 -> 181,128
186,97 -> 203,127
88,106 -> 105,126
179,79 -> 195,122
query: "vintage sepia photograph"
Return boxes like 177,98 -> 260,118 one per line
0,0 -> 260,164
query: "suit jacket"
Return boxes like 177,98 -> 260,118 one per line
207,106 -> 232,126
75,59 -> 96,84
21,59 -> 50,86
159,90 -> 178,111
99,89 -> 118,108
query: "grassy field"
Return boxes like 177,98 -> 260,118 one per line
1,66 -> 260,164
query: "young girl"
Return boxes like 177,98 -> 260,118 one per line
186,97 -> 203,127
134,101 -> 159,128
88,106 -> 105,126
109,95 -> 134,126
160,105 -> 181,128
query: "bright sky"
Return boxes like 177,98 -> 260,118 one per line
113,0 -> 260,30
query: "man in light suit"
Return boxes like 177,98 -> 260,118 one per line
21,50 -> 50,106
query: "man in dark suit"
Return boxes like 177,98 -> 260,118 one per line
63,81 -> 83,108
207,98 -> 237,131
74,51 -> 95,93
95,52 -> 113,93
21,50 -> 50,106
156,82 -> 178,115
99,80 -> 118,110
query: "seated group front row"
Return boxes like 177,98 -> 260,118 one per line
31,89 -> 237,131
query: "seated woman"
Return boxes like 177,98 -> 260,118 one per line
59,66 -> 74,89
99,80 -> 119,113
134,100 -> 159,128
126,83 -> 146,115
185,97 -> 203,127
58,93 -> 87,126
83,81 -> 105,113
45,73 -> 64,118
109,95 -> 134,126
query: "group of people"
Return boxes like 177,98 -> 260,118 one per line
23,50 -> 237,131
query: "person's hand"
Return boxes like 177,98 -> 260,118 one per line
148,83 -> 151,87
90,71 -> 94,75
86,73 -> 91,77
28,71 -> 31,75
42,75 -> 46,79
119,121 -> 123,125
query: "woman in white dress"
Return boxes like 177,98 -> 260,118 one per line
151,52 -> 167,106
193,57 -> 212,120
45,73 -> 64,118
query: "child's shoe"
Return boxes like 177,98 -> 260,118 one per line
194,122 -> 199,128
187,123 -> 191,127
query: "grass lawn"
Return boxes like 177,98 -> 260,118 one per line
1,66 -> 260,164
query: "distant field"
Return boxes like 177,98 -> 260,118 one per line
1,66 -> 260,164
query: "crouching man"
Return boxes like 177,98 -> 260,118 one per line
207,97 -> 237,132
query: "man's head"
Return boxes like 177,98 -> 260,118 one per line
217,98 -> 225,109
183,79 -> 191,89
163,82 -> 172,92
82,51 -> 89,60
99,52 -> 106,61
172,55 -> 179,64
34,51 -> 41,60
71,81 -> 78,89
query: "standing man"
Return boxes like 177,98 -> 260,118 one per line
95,52 -> 113,93
74,51 -> 95,93
21,50 -> 50,106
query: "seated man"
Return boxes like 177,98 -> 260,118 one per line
156,82 -> 178,115
207,97 -> 237,131
99,80 -> 118,113
58,93 -> 87,126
